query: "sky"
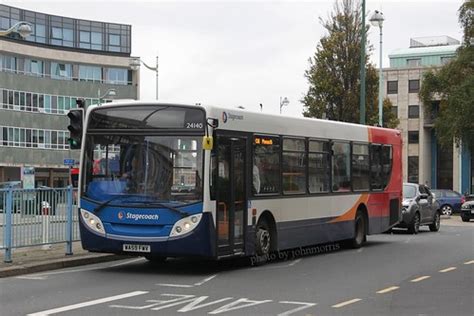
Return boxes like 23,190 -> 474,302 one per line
4,0 -> 464,117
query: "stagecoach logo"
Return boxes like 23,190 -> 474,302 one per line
222,111 -> 243,124
118,211 -> 159,221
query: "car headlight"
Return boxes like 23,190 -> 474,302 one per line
170,214 -> 202,237
462,204 -> 470,210
80,209 -> 106,237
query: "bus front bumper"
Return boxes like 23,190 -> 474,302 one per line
79,212 -> 216,258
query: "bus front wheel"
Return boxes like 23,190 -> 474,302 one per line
255,220 -> 271,257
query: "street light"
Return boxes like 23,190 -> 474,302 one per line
279,97 -> 289,114
370,10 -> 385,127
98,88 -> 117,105
130,56 -> 159,100
0,21 -> 33,38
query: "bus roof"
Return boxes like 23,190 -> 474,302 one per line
86,101 -> 401,145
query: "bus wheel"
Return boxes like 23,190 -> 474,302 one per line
350,211 -> 366,249
255,220 -> 271,257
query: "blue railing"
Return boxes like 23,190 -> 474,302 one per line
0,186 -> 80,263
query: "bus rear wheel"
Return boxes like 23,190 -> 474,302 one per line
350,211 -> 366,249
255,220 -> 271,257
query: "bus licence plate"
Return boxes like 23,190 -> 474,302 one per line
123,244 -> 151,253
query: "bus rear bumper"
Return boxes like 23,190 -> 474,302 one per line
79,212 -> 216,258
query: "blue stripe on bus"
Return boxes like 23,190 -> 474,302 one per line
80,198 -> 203,237
79,212 -> 216,258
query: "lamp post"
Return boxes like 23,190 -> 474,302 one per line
279,97 -> 289,114
359,0 -> 366,125
130,56 -> 159,100
0,21 -> 33,38
370,10 -> 385,127
98,88 -> 117,105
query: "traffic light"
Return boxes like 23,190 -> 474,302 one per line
67,108 -> 84,149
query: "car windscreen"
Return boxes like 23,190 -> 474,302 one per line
403,184 -> 417,199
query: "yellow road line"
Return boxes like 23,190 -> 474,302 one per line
410,276 -> 431,283
376,286 -> 399,294
439,267 -> 457,273
331,298 -> 362,308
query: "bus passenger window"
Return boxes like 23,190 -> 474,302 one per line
332,142 -> 351,192
253,135 -> 280,195
308,140 -> 330,193
352,144 -> 370,191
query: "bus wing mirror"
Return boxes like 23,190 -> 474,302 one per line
203,136 -> 213,150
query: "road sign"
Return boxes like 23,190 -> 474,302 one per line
64,158 -> 75,166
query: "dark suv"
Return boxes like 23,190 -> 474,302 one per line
460,194 -> 474,222
396,183 -> 441,234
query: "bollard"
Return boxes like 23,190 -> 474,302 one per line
66,185 -> 73,255
4,187 -> 13,263
41,201 -> 51,250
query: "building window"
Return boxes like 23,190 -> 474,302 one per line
441,57 -> 453,65
78,65 -> 102,82
391,106 -> 398,118
24,59 -> 44,77
51,62 -> 72,80
108,34 -> 121,52
0,125 -> 70,150
408,131 -> 419,144
282,138 -> 306,195
408,156 -> 419,184
0,55 -> 17,72
387,81 -> 398,94
352,143 -> 370,191
407,58 -> 421,67
409,79 -> 420,93
105,68 -> 128,85
332,142 -> 351,192
408,105 -> 420,118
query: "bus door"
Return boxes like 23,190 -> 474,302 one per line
215,135 -> 247,257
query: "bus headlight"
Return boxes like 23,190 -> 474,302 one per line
170,214 -> 202,237
80,209 -> 106,237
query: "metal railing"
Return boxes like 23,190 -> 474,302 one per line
0,186 -> 79,263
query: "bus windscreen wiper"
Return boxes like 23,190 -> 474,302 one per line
125,201 -> 189,217
93,195 -> 129,213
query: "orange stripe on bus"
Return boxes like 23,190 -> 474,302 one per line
329,194 -> 369,223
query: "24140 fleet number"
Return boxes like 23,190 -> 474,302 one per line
186,122 -> 203,129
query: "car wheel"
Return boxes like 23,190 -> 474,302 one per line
408,212 -> 420,234
429,212 -> 441,232
461,216 -> 469,222
255,219 -> 272,257
441,204 -> 453,216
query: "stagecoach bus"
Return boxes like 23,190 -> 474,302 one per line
77,101 -> 402,262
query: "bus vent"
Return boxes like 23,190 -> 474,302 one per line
389,198 -> 400,225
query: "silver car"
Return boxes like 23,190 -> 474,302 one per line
396,183 -> 441,234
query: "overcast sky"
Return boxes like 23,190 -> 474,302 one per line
5,0 -> 463,116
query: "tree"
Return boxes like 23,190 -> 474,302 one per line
302,0 -> 398,128
419,0 -> 474,150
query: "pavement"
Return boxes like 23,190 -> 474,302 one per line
0,242 -> 128,278
0,214 -> 470,279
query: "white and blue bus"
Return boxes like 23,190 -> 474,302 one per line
77,101 -> 402,261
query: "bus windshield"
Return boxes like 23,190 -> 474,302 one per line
82,134 -> 203,206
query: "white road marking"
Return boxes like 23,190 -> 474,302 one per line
109,258 -> 146,267
288,259 -> 302,266
439,267 -> 457,273
278,301 -> 317,315
208,298 -> 272,314
25,266 -> 104,278
156,283 -> 194,288
15,275 -> 47,280
27,291 -> 148,315
463,260 -> 474,265
356,248 -> 363,253
410,276 -> 431,283
194,274 -> 218,286
331,298 -> 362,308
376,286 -> 399,294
